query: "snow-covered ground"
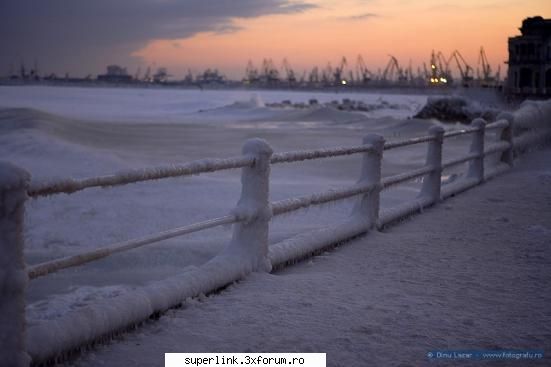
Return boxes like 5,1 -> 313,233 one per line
0,85 -> 429,123
70,146 -> 551,367
0,86 -> 512,347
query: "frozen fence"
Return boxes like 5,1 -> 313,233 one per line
1,99 -> 551,366
27,156 -> 255,197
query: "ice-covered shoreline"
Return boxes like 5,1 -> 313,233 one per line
0,86 -> 507,332
0,85 -> 432,122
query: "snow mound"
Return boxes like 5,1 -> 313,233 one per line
231,94 -> 266,109
266,97 -> 412,115
0,108 -> 56,130
414,96 -> 499,124
279,106 -> 367,123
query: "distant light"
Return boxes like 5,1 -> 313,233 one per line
440,77 -> 447,83
341,80 -> 347,85
431,64 -> 436,69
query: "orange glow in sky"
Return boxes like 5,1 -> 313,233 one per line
133,0 -> 551,79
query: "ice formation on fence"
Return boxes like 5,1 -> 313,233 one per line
383,134 -> 435,150
28,156 -> 254,197
382,166 -> 435,189
27,215 -> 238,279
26,254 -> 255,363
3,99 -> 551,365
0,162 -> 31,367
272,182 -> 377,216
268,219 -> 370,269
224,138 -> 273,273
270,144 -> 375,164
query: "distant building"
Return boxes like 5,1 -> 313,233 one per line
97,65 -> 132,83
195,69 -> 226,85
507,16 -> 551,97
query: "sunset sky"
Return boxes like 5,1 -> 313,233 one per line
1,0 -> 550,79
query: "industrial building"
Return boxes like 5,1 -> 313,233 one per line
97,65 -> 133,83
507,16 -> 551,97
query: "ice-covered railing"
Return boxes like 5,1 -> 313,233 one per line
27,156 -> 255,197
1,99 -> 550,366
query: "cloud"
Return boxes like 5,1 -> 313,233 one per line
339,12 -> 379,21
0,0 -> 316,75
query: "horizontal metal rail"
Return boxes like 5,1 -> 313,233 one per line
270,144 -> 375,164
27,130 -> 460,198
27,214 -> 239,279
383,135 -> 435,150
441,152 -> 480,170
28,156 -> 255,198
443,126 -> 481,138
272,181 -> 378,216
381,165 -> 435,189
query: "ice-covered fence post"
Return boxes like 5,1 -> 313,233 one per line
0,162 -> 31,367
353,134 -> 384,229
226,138 -> 273,272
419,126 -> 444,203
496,112 -> 514,166
467,118 -> 486,183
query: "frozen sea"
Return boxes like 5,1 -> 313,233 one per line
0,85 -> 502,325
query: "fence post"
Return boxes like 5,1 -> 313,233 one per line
420,126 -> 444,203
0,161 -> 31,367
226,138 -> 273,272
467,118 -> 486,183
353,134 -> 384,229
496,112 -> 515,165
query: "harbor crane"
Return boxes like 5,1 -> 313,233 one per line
309,66 -> 320,84
298,70 -> 307,85
153,67 -> 169,83
436,51 -> 450,76
184,69 -> 194,83
477,47 -> 500,85
382,55 -> 406,82
321,63 -> 334,85
477,47 -> 492,81
422,62 -> 430,79
260,58 -> 279,83
143,66 -> 152,82
405,59 -> 414,82
333,57 -> 348,85
428,50 -> 451,85
448,50 -> 473,85
282,58 -> 297,84
356,55 -> 375,84
245,60 -> 259,84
